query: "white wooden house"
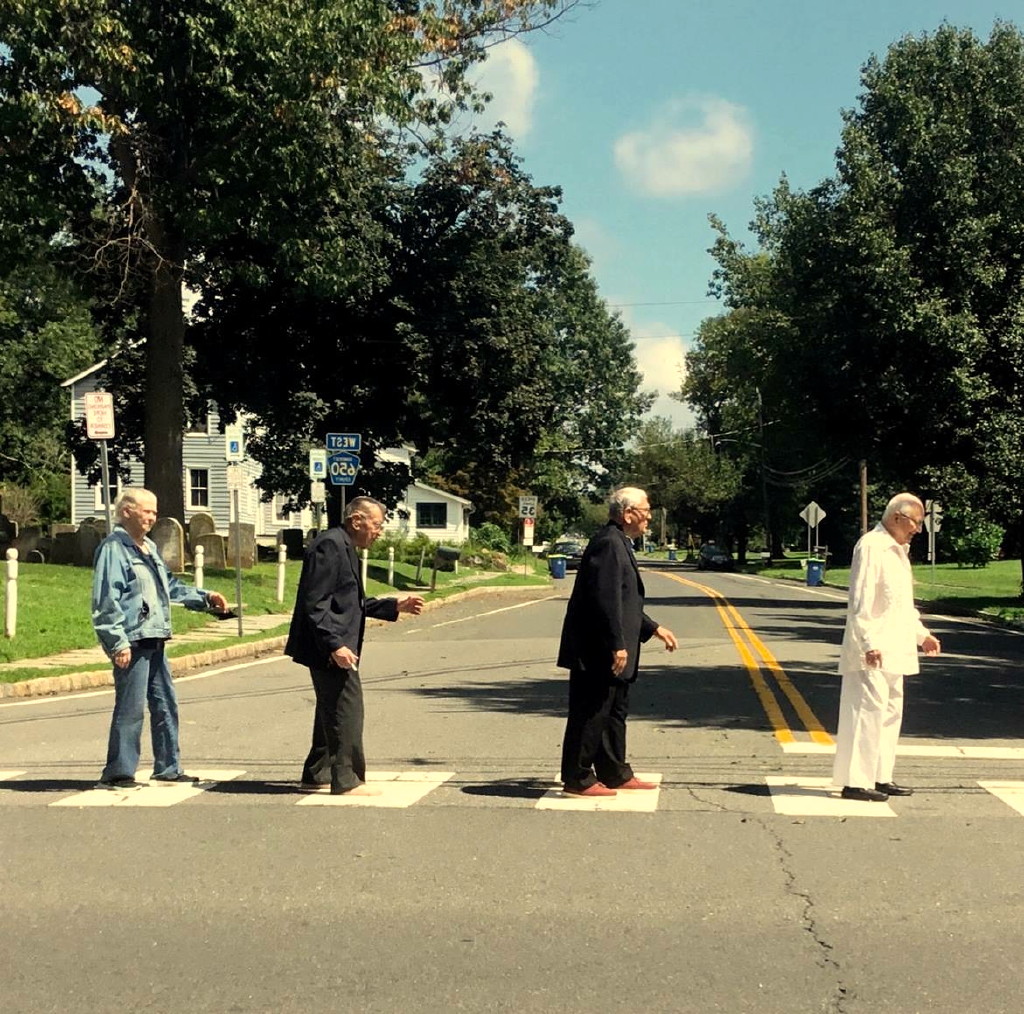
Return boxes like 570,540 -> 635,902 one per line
61,362 -> 473,542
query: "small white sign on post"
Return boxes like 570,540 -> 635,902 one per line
309,480 -> 326,504
518,496 -> 538,518
226,464 -> 245,491
522,516 -> 535,547
309,449 -> 327,481
84,392 -> 116,440
798,501 -> 827,558
225,423 -> 244,462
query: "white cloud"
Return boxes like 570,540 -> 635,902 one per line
634,333 -> 694,429
470,39 -> 539,139
613,96 -> 754,197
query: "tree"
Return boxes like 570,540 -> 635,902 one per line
686,24 -> 1024,586
1,0 -> 579,521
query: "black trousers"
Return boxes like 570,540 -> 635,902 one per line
302,666 -> 366,792
560,668 -> 633,789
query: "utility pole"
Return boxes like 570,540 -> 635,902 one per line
859,459 -> 868,534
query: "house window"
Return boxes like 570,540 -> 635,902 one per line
184,398 -> 211,435
92,479 -> 119,512
416,502 -> 447,529
189,469 -> 209,508
273,495 -> 291,523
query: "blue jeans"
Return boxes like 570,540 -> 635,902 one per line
100,641 -> 182,781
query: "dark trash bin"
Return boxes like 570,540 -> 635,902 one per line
548,555 -> 567,579
806,558 -> 825,586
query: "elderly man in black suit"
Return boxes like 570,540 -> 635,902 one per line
557,486 -> 678,797
286,496 -> 423,795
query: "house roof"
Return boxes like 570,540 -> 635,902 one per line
60,359 -> 109,388
412,480 -> 472,507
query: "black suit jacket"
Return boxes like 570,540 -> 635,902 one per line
556,521 -> 658,681
285,526 -> 398,670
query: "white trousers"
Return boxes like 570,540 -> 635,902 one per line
832,667 -> 905,789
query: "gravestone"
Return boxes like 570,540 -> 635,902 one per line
187,512 -> 216,554
13,526 -> 43,562
73,523 -> 102,567
51,530 -> 78,566
226,522 -> 257,569
278,527 -> 305,560
194,532 -> 227,570
151,517 -> 186,573
0,513 -> 17,550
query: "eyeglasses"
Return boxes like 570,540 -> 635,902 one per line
897,512 -> 923,530
631,505 -> 652,517
356,514 -> 385,531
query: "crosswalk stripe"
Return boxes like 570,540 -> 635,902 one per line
765,776 -> 897,817
535,773 -> 663,811
49,769 -> 247,807
781,742 -> 1024,760
977,781 -> 1024,817
0,770 -> 26,781
297,770 -> 455,808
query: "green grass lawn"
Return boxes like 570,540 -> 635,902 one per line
753,558 -> 1024,623
0,555 -> 550,681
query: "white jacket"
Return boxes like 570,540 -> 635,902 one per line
839,523 -> 930,675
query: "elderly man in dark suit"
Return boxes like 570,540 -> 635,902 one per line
286,496 -> 423,795
557,486 -> 678,797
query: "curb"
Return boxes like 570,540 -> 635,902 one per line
0,581 -> 557,701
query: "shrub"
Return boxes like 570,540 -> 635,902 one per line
946,511 -> 1004,568
470,522 -> 511,554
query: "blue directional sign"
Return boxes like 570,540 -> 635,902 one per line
327,450 -> 360,486
326,432 -> 361,453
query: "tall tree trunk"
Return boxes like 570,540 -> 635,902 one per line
144,246 -> 186,522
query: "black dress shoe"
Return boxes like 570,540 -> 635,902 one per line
876,781 -> 912,796
841,785 -> 889,802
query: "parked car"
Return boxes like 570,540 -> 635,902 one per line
549,539 -> 585,571
696,542 -> 734,571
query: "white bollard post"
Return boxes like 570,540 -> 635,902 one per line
194,544 -> 205,591
361,548 -> 368,589
276,543 -> 287,603
4,548 -> 18,639
387,546 -> 395,586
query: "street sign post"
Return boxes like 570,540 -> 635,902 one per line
798,500 -> 827,558
309,480 -> 326,504
925,500 -> 943,577
308,449 -> 327,481
84,392 -> 116,533
224,429 -> 245,638
326,433 -> 361,452
225,423 -> 244,462
522,515 -> 535,547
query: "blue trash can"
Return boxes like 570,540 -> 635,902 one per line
667,549 -> 677,561
548,555 -> 567,579
806,559 -> 824,586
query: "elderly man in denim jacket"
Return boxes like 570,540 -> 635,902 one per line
92,487 -> 227,789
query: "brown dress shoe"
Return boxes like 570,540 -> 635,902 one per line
563,782 -> 617,797
613,777 -> 659,790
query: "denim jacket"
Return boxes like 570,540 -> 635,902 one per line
92,527 -> 211,658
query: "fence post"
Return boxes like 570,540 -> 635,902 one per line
387,546 -> 395,586
4,548 -> 18,639
194,544 -> 205,591
276,543 -> 287,603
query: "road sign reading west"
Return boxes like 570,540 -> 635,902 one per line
518,495 -> 538,518
327,450 -> 360,486
84,392 -> 115,440
326,432 -> 361,452
799,501 -> 826,528
308,449 -> 327,480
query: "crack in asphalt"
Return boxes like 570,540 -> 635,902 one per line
751,815 -> 853,1014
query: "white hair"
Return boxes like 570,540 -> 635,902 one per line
113,487 -> 156,522
882,492 -> 923,523
608,486 -> 647,520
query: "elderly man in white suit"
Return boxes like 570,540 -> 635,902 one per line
833,492 -> 942,802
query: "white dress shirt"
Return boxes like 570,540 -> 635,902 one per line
838,523 -> 930,675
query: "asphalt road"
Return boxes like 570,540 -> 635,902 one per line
2,570 -> 1023,1014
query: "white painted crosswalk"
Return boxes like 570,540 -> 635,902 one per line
2,769 -> 1024,818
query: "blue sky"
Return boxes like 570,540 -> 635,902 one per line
461,0 -> 1021,428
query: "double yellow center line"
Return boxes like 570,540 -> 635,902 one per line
660,573 -> 833,746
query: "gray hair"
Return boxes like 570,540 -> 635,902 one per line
113,487 -> 156,522
882,492 -> 924,523
344,496 -> 386,524
608,486 -> 648,520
